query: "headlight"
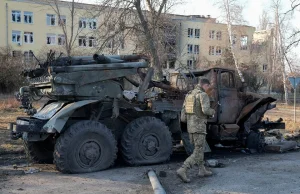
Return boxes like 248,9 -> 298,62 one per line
16,120 -> 29,125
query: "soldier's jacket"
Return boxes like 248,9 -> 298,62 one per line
182,86 -> 215,134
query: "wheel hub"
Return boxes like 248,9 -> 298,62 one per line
79,141 -> 101,166
140,134 -> 159,158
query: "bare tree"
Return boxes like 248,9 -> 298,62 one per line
214,0 -> 246,83
44,0 -> 87,56
271,0 -> 291,103
258,10 -> 270,30
96,0 -> 180,80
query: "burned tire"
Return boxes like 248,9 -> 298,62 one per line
246,131 -> 265,153
23,139 -> 54,164
54,121 -> 117,173
121,116 -> 172,166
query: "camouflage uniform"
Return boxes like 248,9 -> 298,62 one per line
177,85 -> 215,182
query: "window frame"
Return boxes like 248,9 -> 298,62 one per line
194,45 -> 199,54
47,33 -> 56,45
187,59 -> 193,69
187,44 -> 193,54
88,37 -> 96,47
79,18 -> 88,29
12,31 -> 22,44
47,14 -> 56,26
263,64 -> 268,72
58,15 -> 66,26
24,51 -> 34,63
209,30 -> 215,39
195,29 -> 200,38
12,10 -> 21,23
220,71 -> 235,88
240,35 -> 248,50
58,34 -> 66,45
24,32 -> 34,44
188,28 -> 193,38
88,19 -> 97,30
216,46 -> 222,55
216,31 -> 222,40
24,11 -> 33,24
209,46 -> 215,55
79,36 -> 87,47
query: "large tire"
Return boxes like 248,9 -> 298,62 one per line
121,116 -> 172,166
23,139 -> 54,164
54,121 -> 117,173
246,131 -> 265,153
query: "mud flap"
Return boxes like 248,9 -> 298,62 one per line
181,132 -> 211,156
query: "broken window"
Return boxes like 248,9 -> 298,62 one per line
47,33 -> 56,45
187,44 -> 193,54
12,11 -> 21,23
240,35 -> 248,50
188,28 -> 193,38
216,46 -> 222,55
47,14 -> 56,26
79,18 -> 87,28
89,19 -> 97,29
24,12 -> 33,24
216,31 -> 222,40
58,34 -> 65,45
195,29 -> 200,38
12,31 -> 21,43
209,46 -> 215,55
24,32 -> 34,44
187,60 -> 193,69
59,15 -> 66,26
209,30 -> 215,39
221,72 -> 234,88
194,45 -> 199,54
79,36 -> 86,47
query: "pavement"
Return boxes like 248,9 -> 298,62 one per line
1,150 -> 300,194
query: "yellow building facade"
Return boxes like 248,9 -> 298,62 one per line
0,0 -> 256,71
169,15 -> 256,71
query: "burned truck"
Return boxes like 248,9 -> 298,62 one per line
8,51 -> 284,173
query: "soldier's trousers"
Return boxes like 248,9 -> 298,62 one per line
182,133 -> 205,169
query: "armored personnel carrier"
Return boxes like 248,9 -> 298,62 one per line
9,51 -> 284,173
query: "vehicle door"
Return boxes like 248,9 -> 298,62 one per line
218,70 -> 239,124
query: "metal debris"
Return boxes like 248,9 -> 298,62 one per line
147,170 -> 166,194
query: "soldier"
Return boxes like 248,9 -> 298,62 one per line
177,78 -> 215,183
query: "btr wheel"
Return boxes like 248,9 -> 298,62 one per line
54,121 -> 117,173
121,116 -> 172,165
246,131 -> 265,153
23,138 -> 54,164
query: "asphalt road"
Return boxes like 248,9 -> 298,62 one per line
1,150 -> 300,194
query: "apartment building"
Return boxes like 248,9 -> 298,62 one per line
252,29 -> 275,73
0,0 -> 137,62
0,0 -> 256,71
166,15 -> 256,71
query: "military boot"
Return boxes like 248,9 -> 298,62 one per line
176,167 -> 190,183
198,165 -> 213,177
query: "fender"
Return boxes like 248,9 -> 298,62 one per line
42,100 -> 98,133
236,97 -> 276,124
